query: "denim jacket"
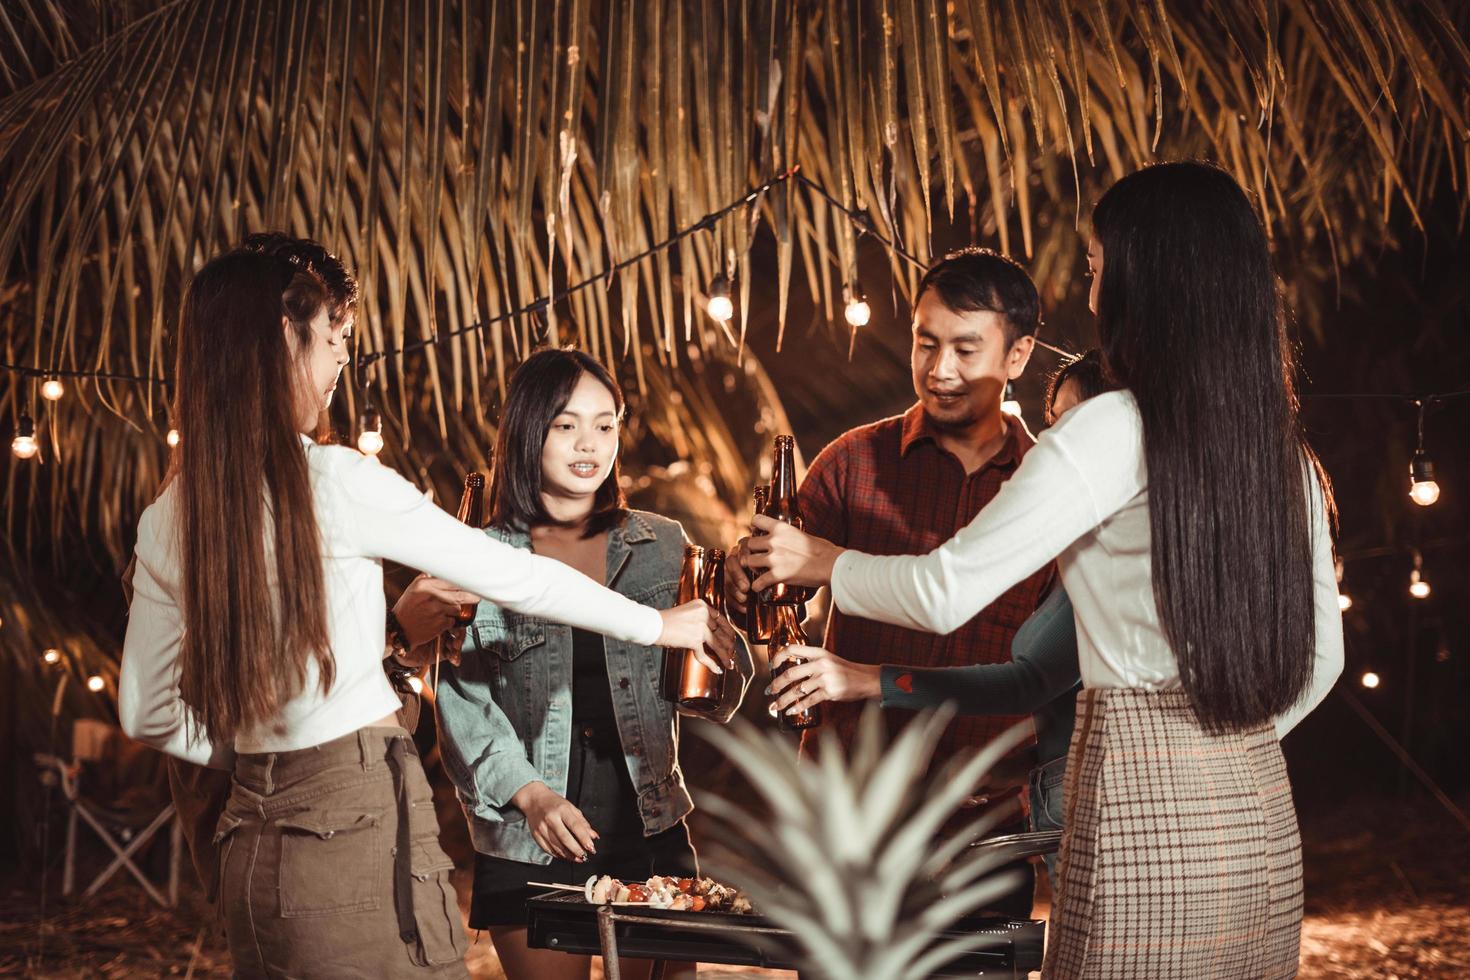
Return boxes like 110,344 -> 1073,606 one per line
436,510 -> 747,865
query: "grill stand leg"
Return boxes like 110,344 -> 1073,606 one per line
597,904 -> 622,980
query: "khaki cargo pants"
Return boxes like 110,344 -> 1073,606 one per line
215,726 -> 468,978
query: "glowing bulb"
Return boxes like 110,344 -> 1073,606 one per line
843,286 -> 871,327
1410,445 -> 1439,506
407,675 -> 425,695
357,406 -> 384,456
706,276 -> 733,323
40,378 -> 64,401
11,415 -> 38,459
166,428 -> 181,447
86,675 -> 105,692
43,648 -> 61,664
357,429 -> 384,455
1409,574 -> 1430,600
1001,381 -> 1022,418
1337,593 -> 1352,612
1360,671 -> 1380,689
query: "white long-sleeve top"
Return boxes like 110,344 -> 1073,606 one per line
831,390 -> 1344,738
120,437 -> 664,767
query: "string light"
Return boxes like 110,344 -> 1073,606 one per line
1409,550 -> 1430,599
1001,381 -> 1022,418
357,405 -> 384,456
42,648 -> 61,664
86,675 -> 105,692
1360,671 -> 1381,689
843,285 -> 871,327
1408,401 -> 1440,506
705,275 -> 733,323
11,414 -> 38,459
166,428 -> 180,447
40,378 -> 64,401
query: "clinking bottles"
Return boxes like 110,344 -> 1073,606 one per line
756,435 -> 806,605
661,545 -> 725,710
769,604 -> 821,732
744,486 -> 776,643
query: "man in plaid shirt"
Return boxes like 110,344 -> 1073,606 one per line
731,248 -> 1053,915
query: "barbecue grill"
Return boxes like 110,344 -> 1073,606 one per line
526,831 -> 1059,979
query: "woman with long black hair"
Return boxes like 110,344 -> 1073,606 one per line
118,250 -> 726,978
746,162 -> 1344,977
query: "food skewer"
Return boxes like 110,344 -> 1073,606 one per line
526,881 -> 587,892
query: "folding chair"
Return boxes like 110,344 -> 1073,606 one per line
36,718 -> 183,908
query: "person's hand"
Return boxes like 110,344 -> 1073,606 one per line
511,781 -> 599,862
393,575 -> 481,648
767,644 -> 881,715
745,516 -> 844,594
724,537 -> 753,616
656,600 -> 731,675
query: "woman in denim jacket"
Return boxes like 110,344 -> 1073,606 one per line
437,348 -> 751,980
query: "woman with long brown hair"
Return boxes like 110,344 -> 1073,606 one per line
746,162 -> 1344,977
118,249 -> 726,978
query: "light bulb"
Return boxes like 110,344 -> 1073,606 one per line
1409,568 -> 1430,599
1337,593 -> 1352,612
40,378 -> 64,401
706,276 -> 733,322
1360,671 -> 1380,689
357,406 -> 384,456
43,648 -> 61,664
1409,450 -> 1439,506
357,429 -> 384,455
86,675 -> 105,692
166,428 -> 181,447
1001,381 -> 1022,418
11,415 -> 38,460
843,286 -> 871,327
407,675 -> 425,695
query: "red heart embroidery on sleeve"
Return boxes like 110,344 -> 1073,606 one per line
895,673 -> 913,693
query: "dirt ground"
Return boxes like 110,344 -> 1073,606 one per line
3,799 -> 1466,978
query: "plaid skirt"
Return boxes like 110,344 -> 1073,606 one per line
1043,689 -> 1302,979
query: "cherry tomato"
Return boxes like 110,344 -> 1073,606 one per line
676,877 -> 694,894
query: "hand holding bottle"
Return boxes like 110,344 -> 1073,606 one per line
656,600 -> 732,673
745,515 -> 844,593
767,644 -> 881,715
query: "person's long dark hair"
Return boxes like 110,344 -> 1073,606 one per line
1092,161 -> 1332,733
174,250 -> 335,742
488,347 -> 627,537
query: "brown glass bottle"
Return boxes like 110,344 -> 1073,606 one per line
661,545 -> 707,703
756,435 -> 805,605
769,604 -> 821,732
669,549 -> 727,711
452,472 -> 488,625
744,486 -> 776,643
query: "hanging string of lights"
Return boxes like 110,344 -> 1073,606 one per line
4,169 -> 1467,519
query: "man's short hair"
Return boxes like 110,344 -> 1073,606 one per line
915,247 -> 1040,344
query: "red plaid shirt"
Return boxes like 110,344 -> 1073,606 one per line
798,404 -> 1053,779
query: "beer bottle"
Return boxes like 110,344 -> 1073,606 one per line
670,549 -> 727,711
769,604 -> 821,732
438,472 -> 486,666
661,545 -> 707,703
744,486 -> 776,643
756,435 -> 805,605
452,472 -> 487,626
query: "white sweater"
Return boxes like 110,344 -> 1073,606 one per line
120,437 -> 663,767
831,391 -> 1344,738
